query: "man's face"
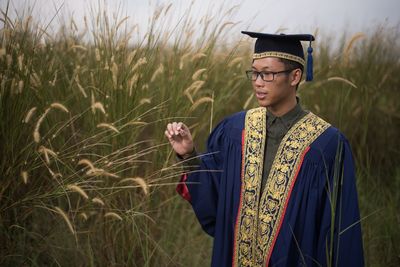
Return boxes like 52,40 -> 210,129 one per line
251,57 -> 297,109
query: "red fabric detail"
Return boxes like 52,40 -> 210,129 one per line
265,146 -> 311,266
232,129 -> 246,267
176,173 -> 191,203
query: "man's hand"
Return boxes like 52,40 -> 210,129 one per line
165,122 -> 194,159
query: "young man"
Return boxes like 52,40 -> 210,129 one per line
165,31 -> 364,267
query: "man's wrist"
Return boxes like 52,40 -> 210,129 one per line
176,148 -> 200,171
177,147 -> 197,160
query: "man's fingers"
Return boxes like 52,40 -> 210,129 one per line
167,123 -> 174,136
177,122 -> 183,131
177,122 -> 190,136
164,130 -> 172,139
166,122 -> 191,140
168,122 -> 178,136
172,122 -> 179,135
177,122 -> 185,136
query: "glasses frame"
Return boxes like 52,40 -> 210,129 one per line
245,69 -> 295,82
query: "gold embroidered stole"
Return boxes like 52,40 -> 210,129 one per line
233,107 -> 330,267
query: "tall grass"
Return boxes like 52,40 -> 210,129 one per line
0,1 -> 399,266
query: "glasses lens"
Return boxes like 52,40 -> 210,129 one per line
245,71 -> 254,80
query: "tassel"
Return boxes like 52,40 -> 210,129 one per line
306,42 -> 313,81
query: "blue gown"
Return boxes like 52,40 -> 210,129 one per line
177,109 -> 364,267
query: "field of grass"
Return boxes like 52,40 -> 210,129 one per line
0,1 -> 399,266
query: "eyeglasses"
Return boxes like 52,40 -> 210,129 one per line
245,69 -> 295,82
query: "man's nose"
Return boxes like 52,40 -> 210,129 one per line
254,74 -> 264,86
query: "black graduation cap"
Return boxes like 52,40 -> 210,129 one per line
242,31 -> 315,81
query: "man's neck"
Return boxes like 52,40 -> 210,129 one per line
267,97 -> 298,117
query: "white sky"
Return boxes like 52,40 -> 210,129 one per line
1,0 -> 399,38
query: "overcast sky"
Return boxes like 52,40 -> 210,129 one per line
1,0 -> 399,38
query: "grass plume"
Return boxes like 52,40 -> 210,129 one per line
54,207 -> 75,235
97,123 -> 120,133
66,184 -> 89,199
104,212 -> 123,221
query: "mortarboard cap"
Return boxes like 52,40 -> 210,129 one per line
242,31 -> 315,81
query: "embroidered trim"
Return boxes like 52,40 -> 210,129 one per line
232,129 -> 247,267
233,110 -> 330,267
253,51 -> 305,66
233,107 -> 267,267
265,146 -> 310,265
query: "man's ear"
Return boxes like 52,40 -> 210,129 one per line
290,69 -> 302,86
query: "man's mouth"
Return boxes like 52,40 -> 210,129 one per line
255,91 -> 267,99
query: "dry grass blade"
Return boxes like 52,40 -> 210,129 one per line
327,77 -> 358,88
111,62 -> 118,88
120,177 -> 149,195
217,21 -> 236,34
243,93 -> 254,110
192,68 -> 206,80
95,48 -> 101,61
179,51 -> 192,69
131,57 -> 147,72
140,98 -> 151,105
86,168 -> 104,176
21,171 -> 28,184
75,76 -> 88,98
54,207 -> 75,234
30,72 -> 41,87
128,73 -> 139,97
18,55 -> 24,71
92,197 -> 105,206
86,168 -> 119,178
24,107 -> 37,123
184,80 -> 205,103
79,212 -> 88,221
126,121 -> 148,126
191,81 -> 205,96
97,123 -> 120,133
38,145 -> 57,164
102,171 -> 119,178
78,158 -> 96,171
18,80 -> 24,92
104,212 -> 123,221
116,16 -> 130,31
150,64 -> 164,82
184,90 -> 194,104
33,108 -> 50,143
70,45 -> 87,51
66,184 -> 89,199
191,52 -> 206,61
91,102 -> 106,114
228,56 -> 242,67
189,97 -> 213,112
343,32 -> 365,66
126,49 -> 137,65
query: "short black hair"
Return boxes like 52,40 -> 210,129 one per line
278,58 -> 303,88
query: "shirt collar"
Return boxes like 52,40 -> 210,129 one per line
266,98 -> 304,129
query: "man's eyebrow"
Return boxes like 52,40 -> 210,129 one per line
251,66 -> 271,70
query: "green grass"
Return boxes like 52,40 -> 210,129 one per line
0,1 -> 399,266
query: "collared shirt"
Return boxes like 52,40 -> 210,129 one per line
261,102 -> 308,192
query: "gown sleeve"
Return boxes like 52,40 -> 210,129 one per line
271,130 -> 364,266
176,119 -> 227,237
330,135 -> 364,266
310,132 -> 364,266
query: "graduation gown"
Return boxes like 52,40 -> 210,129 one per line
177,107 -> 364,267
